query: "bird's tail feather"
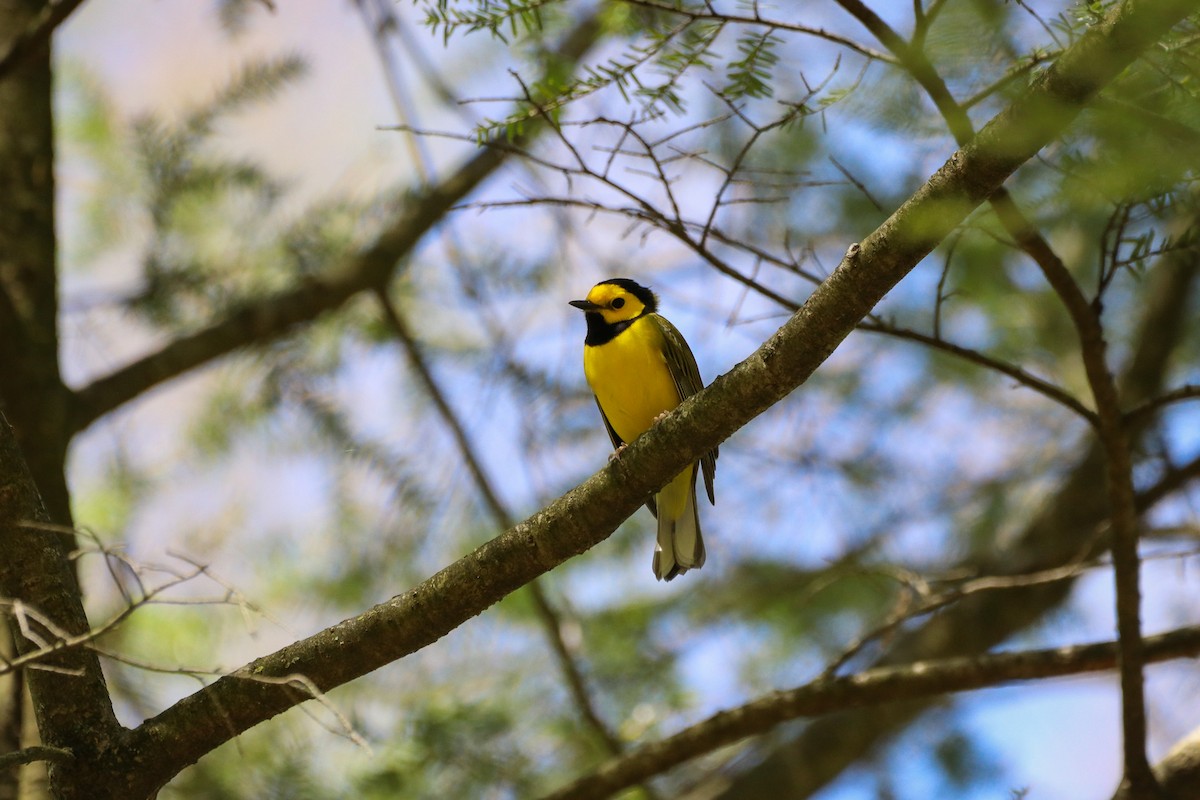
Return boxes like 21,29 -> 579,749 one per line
653,470 -> 705,581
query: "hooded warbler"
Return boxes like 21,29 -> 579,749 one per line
569,278 -> 717,581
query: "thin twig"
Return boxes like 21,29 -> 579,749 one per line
828,1 -> 1160,788
540,625 -> 1200,800
828,155 -> 883,212
823,546 -> 1200,679
1124,384 -> 1200,424
0,745 -> 73,771
1003,191 -> 1156,794
360,23 -> 645,767
1,559 -> 210,676
68,11 -> 608,435
614,0 -> 896,64
856,321 -> 1097,424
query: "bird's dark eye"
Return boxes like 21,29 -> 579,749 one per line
611,297 -> 625,309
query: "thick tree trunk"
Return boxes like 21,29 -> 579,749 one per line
0,3 -> 121,799
0,0 -> 70,525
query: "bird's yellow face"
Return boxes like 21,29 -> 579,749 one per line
577,282 -> 648,324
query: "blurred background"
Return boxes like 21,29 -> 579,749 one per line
37,0 -> 1200,797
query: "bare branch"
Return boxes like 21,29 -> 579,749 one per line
0,528 -> 258,678
1116,725 -> 1200,800
68,12 -> 608,435
1125,384 -> 1200,424
615,0 -> 896,63
1014,192 -> 1156,793
68,146 -> 502,435
0,745 -> 73,771
373,290 -> 629,761
827,0 -> 1182,790
856,321 -> 1098,423
0,414 -> 121,771
823,546 -> 1200,680
542,626 -> 1200,800
241,672 -> 370,751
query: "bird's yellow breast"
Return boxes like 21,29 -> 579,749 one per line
583,315 -> 682,444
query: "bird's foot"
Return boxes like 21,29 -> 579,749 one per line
608,443 -> 628,461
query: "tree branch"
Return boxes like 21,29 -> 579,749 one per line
1124,384 -> 1200,425
67,12 -> 607,435
616,0 -> 896,63
0,414 -> 120,790
0,744 -> 73,771
1005,181 -> 1156,796
1116,726 -> 1200,800
541,625 -> 1200,800
856,320 -> 1098,423
710,138 -> 1200,800
68,146 -> 504,434
373,288 -> 628,760
828,1 -> 1185,792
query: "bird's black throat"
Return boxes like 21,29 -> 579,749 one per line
583,312 -> 636,346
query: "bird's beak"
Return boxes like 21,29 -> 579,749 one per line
569,299 -> 600,312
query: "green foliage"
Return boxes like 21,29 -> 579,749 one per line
165,728 -> 334,800
360,698 -> 541,798
642,18 -> 723,112
121,54 -> 307,323
423,0 -> 556,44
188,368 -> 277,456
59,66 -> 145,264
932,729 -> 1002,788
725,27 -> 782,101
216,0 -> 272,35
73,456 -> 144,539
438,0 -> 842,140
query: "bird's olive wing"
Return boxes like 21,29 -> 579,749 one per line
652,314 -> 718,505
595,396 -> 624,452
595,396 -> 658,518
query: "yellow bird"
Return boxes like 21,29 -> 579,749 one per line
570,278 -> 717,581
